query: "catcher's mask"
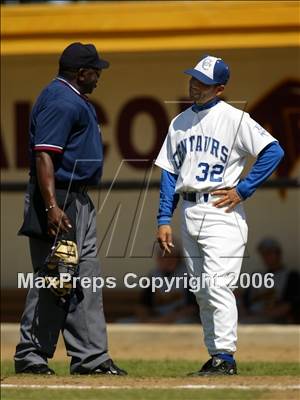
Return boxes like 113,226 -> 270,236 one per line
42,240 -> 79,298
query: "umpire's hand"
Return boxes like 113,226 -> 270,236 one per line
157,225 -> 175,254
47,206 -> 72,237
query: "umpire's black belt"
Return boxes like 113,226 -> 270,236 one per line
30,176 -> 88,193
181,192 -> 210,203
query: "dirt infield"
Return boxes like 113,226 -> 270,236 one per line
2,323 -> 299,362
2,377 -> 300,400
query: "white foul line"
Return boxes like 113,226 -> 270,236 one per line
2,383 -> 300,391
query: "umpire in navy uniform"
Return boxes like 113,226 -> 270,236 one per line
15,42 -> 127,376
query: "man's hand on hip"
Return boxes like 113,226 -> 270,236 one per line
211,187 -> 242,213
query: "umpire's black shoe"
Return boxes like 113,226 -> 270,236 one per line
16,364 -> 55,375
74,359 -> 128,376
188,356 -> 237,376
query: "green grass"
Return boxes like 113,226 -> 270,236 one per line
1,359 -> 300,377
2,360 -> 299,400
1,388 -> 265,400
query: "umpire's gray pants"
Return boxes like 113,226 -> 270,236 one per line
14,191 -> 110,373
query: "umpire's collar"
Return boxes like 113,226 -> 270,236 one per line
192,97 -> 220,113
56,77 -> 89,102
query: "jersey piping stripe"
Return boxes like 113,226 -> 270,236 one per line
56,77 -> 89,102
33,144 -> 63,153
55,77 -> 81,95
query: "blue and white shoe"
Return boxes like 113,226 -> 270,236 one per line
188,355 -> 237,376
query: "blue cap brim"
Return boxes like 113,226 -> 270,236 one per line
184,68 -> 218,85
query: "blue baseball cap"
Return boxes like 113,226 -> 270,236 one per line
185,55 -> 230,85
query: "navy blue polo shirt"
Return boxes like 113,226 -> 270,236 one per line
29,77 -> 103,184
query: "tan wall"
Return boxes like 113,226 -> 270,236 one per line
1,47 -> 300,287
2,48 -> 300,181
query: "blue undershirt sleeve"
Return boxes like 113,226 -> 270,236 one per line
157,169 -> 179,226
236,141 -> 284,200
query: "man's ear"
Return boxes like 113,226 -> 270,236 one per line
77,68 -> 86,82
216,85 -> 225,96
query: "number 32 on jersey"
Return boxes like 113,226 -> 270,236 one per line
196,162 -> 224,182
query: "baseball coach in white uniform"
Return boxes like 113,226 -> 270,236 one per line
155,55 -> 284,376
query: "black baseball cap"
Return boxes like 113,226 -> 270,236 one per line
59,42 -> 109,70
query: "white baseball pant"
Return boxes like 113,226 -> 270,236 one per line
181,197 -> 248,355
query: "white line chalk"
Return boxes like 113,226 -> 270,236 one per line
2,383 -> 300,391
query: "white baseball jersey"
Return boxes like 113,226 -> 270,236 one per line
155,101 -> 277,193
